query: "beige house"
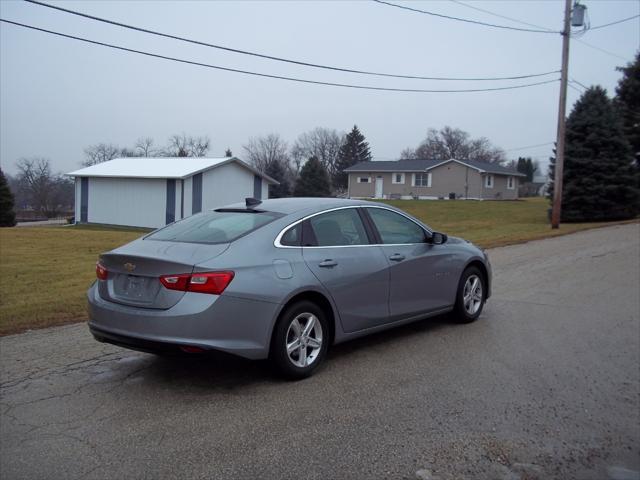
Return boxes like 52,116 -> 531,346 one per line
345,159 -> 525,200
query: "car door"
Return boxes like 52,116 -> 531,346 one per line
364,206 -> 456,321
302,207 -> 390,333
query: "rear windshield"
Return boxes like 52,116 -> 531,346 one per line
146,210 -> 282,244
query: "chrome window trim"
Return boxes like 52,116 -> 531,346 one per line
273,205 -> 433,249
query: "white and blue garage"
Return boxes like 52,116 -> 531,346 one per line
67,157 -> 277,229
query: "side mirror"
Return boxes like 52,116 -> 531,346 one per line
429,231 -> 448,245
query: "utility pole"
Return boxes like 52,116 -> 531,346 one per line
551,0 -> 573,229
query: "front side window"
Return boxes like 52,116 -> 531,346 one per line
367,208 -> 426,244
507,176 -> 514,189
414,173 -> 432,187
485,174 -> 494,188
357,177 -> 371,183
147,210 -> 281,244
393,173 -> 405,184
308,209 -> 369,247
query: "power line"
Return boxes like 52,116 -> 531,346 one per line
569,78 -> 589,90
575,38 -> 632,62
23,0 -> 559,82
448,0 -> 556,32
0,19 -> 561,94
567,83 -> 584,94
504,142 -> 555,152
590,14 -> 640,30
371,0 -> 558,34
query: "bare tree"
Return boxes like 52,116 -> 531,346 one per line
400,147 -> 417,159
189,136 -> 210,157
404,126 -> 506,165
15,158 -> 72,216
82,143 -> 120,166
243,134 -> 290,172
165,134 -> 211,157
243,134 -> 296,194
135,137 -> 156,157
467,137 -> 506,164
291,128 -> 344,179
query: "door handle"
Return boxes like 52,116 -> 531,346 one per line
319,259 -> 338,268
389,253 -> 405,262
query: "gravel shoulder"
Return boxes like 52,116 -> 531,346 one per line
1,223 -> 639,480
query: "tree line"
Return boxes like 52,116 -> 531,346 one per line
1,50 -> 637,226
82,134 -> 213,166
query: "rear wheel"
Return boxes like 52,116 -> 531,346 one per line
453,267 -> 485,323
271,301 -> 329,379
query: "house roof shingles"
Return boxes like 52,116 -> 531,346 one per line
345,158 -> 526,176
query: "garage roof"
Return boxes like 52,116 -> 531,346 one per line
67,157 -> 278,183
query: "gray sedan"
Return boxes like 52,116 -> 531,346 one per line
89,198 -> 491,378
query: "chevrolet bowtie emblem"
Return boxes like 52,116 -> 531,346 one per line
124,262 -> 136,272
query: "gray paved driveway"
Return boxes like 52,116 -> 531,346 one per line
1,224 -> 639,480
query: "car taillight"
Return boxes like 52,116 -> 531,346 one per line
96,262 -> 108,280
160,271 -> 234,295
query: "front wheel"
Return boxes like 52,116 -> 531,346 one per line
453,267 -> 486,323
270,301 -> 329,379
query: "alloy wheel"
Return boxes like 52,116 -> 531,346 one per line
285,313 -> 323,368
463,274 -> 483,315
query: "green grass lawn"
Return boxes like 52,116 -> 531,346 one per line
0,199 -> 634,335
0,226 -> 144,335
376,197 -> 635,248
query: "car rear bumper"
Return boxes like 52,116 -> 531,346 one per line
87,283 -> 280,360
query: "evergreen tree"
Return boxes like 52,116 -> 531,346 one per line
516,157 -> 537,183
225,148 -> 233,157
294,157 -> 331,197
265,160 -> 291,198
546,144 -> 557,202
559,86 -> 638,221
0,169 -> 17,227
333,125 -> 372,190
614,51 -> 640,171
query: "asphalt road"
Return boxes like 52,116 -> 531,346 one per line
1,224 -> 639,480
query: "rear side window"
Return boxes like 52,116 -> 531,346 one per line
307,209 -> 370,247
280,224 -> 302,246
146,211 -> 281,244
366,208 -> 426,244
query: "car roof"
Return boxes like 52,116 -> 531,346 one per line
218,197 -> 377,215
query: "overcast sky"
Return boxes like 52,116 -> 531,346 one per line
1,0 -> 638,176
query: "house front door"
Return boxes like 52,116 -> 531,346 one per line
374,176 -> 383,198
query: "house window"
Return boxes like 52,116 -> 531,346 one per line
392,173 -> 405,184
413,173 -> 432,187
357,177 -> 371,183
507,176 -> 515,189
485,174 -> 494,188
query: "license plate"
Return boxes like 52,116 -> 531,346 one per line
125,276 -> 145,298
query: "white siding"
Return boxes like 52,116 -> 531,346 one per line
201,163 -> 254,211
175,180 -> 183,221
74,178 -> 81,222
262,179 -> 269,200
87,177 -> 166,228
183,177 -> 193,217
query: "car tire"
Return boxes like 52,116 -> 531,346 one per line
452,266 -> 486,324
271,300 -> 329,380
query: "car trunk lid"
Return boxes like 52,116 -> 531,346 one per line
98,239 -> 230,309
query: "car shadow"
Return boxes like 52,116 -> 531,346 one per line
132,313 -> 456,391
327,312 -> 453,362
